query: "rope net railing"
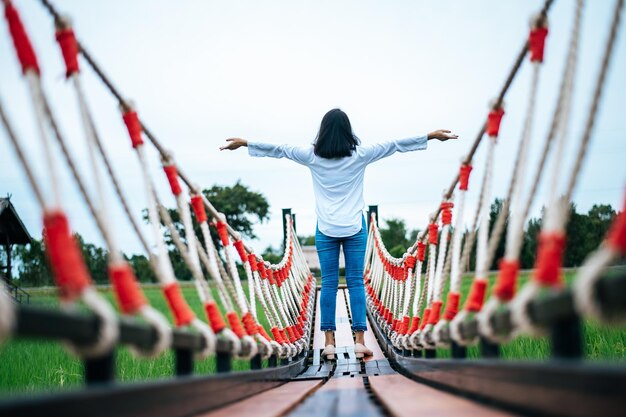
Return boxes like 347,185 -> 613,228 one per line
365,0 -> 626,359
0,0 -> 316,380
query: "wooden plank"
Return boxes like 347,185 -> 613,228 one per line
199,380 -> 322,417
364,316 -> 385,360
288,376 -> 383,417
368,374 -> 514,417
335,289 -> 354,347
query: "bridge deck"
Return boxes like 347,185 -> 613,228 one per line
194,288 -> 515,417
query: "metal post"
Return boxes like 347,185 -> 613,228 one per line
551,315 -> 583,359
250,354 -> 262,370
424,349 -> 436,359
268,354 -> 278,367
282,208 -> 292,251
367,205 -> 378,229
175,348 -> 194,376
216,351 -> 231,373
84,352 -> 115,385
451,341 -> 467,359
480,337 -> 500,358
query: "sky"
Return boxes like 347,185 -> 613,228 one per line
1,0 -> 625,259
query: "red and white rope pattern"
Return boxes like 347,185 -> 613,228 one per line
0,0 -> 315,360
365,0 -> 624,350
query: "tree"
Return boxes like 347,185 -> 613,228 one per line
299,235 -> 316,246
379,218 -> 412,258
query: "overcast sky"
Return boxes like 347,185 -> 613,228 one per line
1,0 -> 624,258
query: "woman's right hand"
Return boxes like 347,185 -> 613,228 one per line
427,130 -> 458,142
220,138 -> 248,151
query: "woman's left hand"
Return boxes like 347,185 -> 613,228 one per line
427,130 -> 458,141
220,138 -> 248,151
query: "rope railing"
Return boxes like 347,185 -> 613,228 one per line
0,0 -> 315,384
365,0 -> 625,361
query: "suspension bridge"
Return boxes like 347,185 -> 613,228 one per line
1,0 -> 625,416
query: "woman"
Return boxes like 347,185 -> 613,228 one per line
221,108 -> 457,359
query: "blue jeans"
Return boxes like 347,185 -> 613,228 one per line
316,216 -> 367,332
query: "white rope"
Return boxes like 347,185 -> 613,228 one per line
0,283 -> 16,344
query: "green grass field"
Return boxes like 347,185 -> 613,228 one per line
1,272 -> 625,397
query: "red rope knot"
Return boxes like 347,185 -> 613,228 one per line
428,300 -> 443,325
442,292 -> 460,320
43,210 -> 92,301
215,221 -> 229,246
493,259 -> 520,301
428,223 -> 439,245
404,255 -> 416,270
163,282 -> 195,326
4,1 -> 40,75
459,164 -> 473,191
233,240 -> 247,263
122,109 -> 144,148
607,193 -> 626,254
400,316 -> 410,335
162,163 -> 182,196
417,242 -> 426,262
248,254 -> 258,272
258,325 -> 272,341
419,308 -> 431,330
408,316 -> 421,334
529,18 -> 549,63
441,202 -> 454,225
270,327 -> 286,344
109,262 -> 146,314
258,260 -> 267,278
465,279 -> 487,312
205,301 -> 226,333
226,312 -> 246,338
268,269 -> 276,286
486,107 -> 505,138
190,195 -> 207,223
242,312 -> 258,336
55,26 -> 79,77
534,232 -> 566,287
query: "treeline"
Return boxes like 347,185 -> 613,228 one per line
9,182 -> 271,287
375,198 -> 620,270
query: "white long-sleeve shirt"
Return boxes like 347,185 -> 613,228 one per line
248,135 -> 428,237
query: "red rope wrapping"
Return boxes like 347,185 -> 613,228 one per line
493,259 -> 520,301
270,327 -> 285,344
465,279 -> 488,312
122,110 -> 144,148
258,261 -> 266,278
216,221 -> 229,246
226,311 -> 246,338
248,254 -> 258,271
428,223 -> 439,245
285,326 -> 297,343
109,263 -> 146,314
43,211 -> 91,301
205,301 -> 226,333
55,27 -> 79,77
442,291 -> 460,321
408,316 -> 421,334
486,107 -> 505,137
529,26 -> 549,63
4,1 -> 40,74
420,308 -> 431,330
163,283 -> 195,326
162,164 -> 182,196
242,312 -> 259,336
441,202 -> 454,225
459,164 -> 473,191
268,269 -> 276,286
404,255 -> 416,270
417,242 -> 426,262
534,232 -> 566,287
258,325 -> 271,341
607,199 -> 626,254
190,195 -> 207,223
428,300 -> 443,325
400,316 -> 410,335
233,240 -> 247,262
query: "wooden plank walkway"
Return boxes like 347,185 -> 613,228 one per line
198,380 -> 322,417
368,374 -> 515,417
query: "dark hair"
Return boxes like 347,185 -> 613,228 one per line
313,108 -> 360,159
